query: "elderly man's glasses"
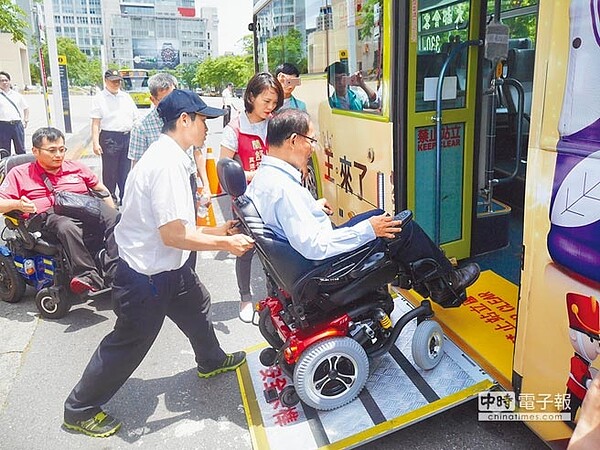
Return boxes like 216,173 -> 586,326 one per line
295,133 -> 319,147
37,146 -> 67,155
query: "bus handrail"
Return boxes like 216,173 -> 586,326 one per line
433,39 -> 483,246
493,77 -> 525,185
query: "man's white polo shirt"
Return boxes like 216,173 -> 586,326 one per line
115,134 -> 196,275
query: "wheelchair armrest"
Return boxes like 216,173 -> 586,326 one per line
89,189 -> 111,199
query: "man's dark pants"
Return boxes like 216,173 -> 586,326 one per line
0,121 -> 25,156
64,258 -> 226,422
343,209 -> 452,274
44,201 -> 119,288
99,130 -> 130,203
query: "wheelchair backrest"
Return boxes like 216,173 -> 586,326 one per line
217,158 -> 399,309
0,154 -> 36,186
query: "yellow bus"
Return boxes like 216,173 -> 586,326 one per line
118,69 -> 151,108
247,0 -> 600,447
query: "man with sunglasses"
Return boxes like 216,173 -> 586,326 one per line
0,127 -> 119,294
246,109 -> 480,308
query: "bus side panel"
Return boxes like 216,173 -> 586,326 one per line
316,103 -> 394,224
514,0 -> 599,444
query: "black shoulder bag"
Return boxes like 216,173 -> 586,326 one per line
41,173 -> 105,222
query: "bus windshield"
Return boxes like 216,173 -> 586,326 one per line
118,70 -> 149,92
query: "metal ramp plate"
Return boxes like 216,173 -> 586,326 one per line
398,270 -> 517,389
237,297 -> 494,450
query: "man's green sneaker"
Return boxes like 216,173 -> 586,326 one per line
63,411 -> 121,438
197,351 -> 246,378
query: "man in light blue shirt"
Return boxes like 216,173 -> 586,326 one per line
246,108 -> 480,308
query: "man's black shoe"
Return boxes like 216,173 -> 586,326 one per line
427,263 -> 480,308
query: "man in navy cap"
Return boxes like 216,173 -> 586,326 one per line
63,90 -> 254,438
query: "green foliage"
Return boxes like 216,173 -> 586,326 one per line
37,38 -> 104,87
486,0 -> 538,45
266,28 -> 306,73
240,34 -> 254,56
175,62 -> 200,89
194,55 -> 254,91
357,0 -> 382,41
0,0 -> 29,44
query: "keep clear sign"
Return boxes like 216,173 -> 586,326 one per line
415,123 -> 464,244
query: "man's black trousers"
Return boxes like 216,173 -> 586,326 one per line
64,258 -> 226,421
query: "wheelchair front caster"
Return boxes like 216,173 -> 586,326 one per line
279,386 -> 300,408
35,287 -> 72,319
411,320 -> 444,370
259,347 -> 278,366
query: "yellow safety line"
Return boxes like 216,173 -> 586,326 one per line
237,359 -> 270,450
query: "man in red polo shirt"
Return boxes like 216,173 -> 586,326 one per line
0,127 -> 119,293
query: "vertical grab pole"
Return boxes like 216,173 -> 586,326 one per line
433,39 -> 483,246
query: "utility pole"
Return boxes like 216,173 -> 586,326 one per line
43,0 -> 65,132
35,4 -> 51,126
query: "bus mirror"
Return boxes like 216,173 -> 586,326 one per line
248,23 -> 255,32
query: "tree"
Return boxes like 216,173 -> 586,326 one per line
194,55 -> 254,92
175,62 -> 200,89
266,28 -> 306,73
0,0 -> 29,44
40,37 -> 103,87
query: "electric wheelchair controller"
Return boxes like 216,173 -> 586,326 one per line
394,209 -> 413,227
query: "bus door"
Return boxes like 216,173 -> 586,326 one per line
407,0 -> 482,261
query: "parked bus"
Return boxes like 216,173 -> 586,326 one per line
118,69 -> 151,108
248,0 -> 599,447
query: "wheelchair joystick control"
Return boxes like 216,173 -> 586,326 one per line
394,209 -> 413,226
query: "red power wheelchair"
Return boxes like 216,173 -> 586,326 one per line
217,158 -> 447,411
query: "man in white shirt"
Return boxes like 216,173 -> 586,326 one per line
246,108 -> 480,307
90,70 -> 138,204
221,82 -> 235,127
64,90 -> 254,438
0,71 -> 29,156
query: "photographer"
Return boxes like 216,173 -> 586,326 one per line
327,62 -> 379,111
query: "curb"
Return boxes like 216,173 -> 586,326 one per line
65,124 -> 92,161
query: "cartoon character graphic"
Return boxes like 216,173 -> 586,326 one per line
565,293 -> 600,422
547,0 -> 600,283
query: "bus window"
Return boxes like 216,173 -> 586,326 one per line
415,0 -> 470,112
326,0 -> 384,114
254,0 -> 312,75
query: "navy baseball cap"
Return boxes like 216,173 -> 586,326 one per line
157,89 -> 225,123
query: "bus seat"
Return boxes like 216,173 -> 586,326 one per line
508,38 -> 532,50
502,48 -> 535,137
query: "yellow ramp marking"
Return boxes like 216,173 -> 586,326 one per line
400,270 -> 517,389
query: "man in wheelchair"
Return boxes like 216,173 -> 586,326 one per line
245,108 -> 480,308
0,127 -> 118,294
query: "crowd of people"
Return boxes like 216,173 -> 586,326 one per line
8,63 -> 595,450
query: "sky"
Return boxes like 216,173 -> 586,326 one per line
196,0 -> 254,55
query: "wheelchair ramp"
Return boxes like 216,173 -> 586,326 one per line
237,298 -> 494,450
397,269 -> 517,390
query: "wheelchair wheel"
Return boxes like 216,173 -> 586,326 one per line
35,287 -> 72,319
294,337 -> 369,410
0,254 -> 26,303
411,320 -> 444,370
